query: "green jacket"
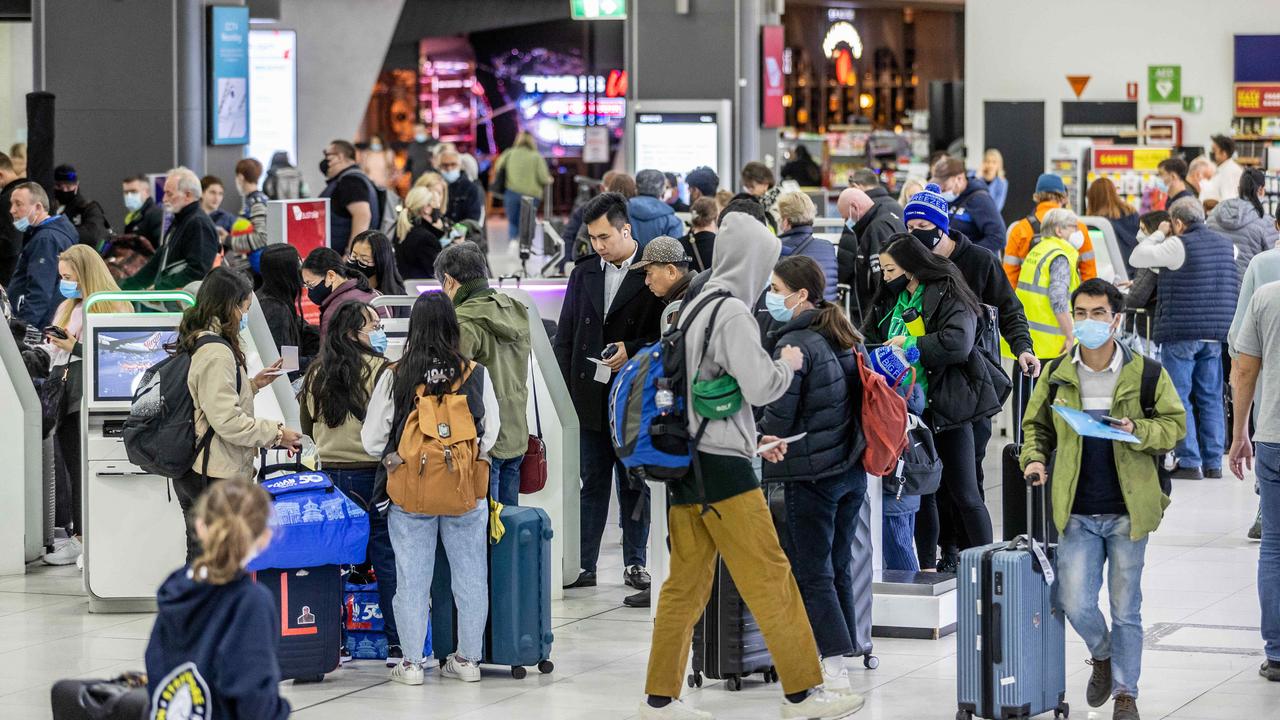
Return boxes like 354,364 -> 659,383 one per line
1020,343 -> 1186,540
457,290 -> 531,459
496,146 -> 550,198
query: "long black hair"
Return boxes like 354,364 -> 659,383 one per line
258,244 -> 304,321
302,301 -> 383,427
350,230 -> 405,295
1240,168 -> 1267,220
177,267 -> 253,367
302,247 -> 370,292
869,233 -> 982,322
391,292 -> 468,411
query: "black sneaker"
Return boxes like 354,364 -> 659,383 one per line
1204,467 -> 1223,479
937,550 -> 960,574
625,565 -> 651,590
1260,659 -> 1280,681
1086,657 -> 1112,707
623,588 -> 650,608
1112,693 -> 1140,720
1249,508 -> 1263,541
386,644 -> 403,668
564,570 -> 597,589
1170,465 -> 1203,480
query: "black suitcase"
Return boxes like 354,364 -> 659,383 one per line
51,674 -> 149,720
688,558 -> 778,691
253,565 -> 343,683
1001,369 -> 1059,543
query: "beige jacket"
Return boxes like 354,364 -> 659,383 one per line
188,331 -> 280,480
299,355 -> 385,466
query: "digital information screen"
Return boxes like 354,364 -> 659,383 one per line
249,29 -> 297,165
92,327 -> 178,402
208,5 -> 250,145
633,113 -> 720,176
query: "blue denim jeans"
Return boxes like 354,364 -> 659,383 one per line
504,190 -> 540,240
388,500 -> 489,664
1257,442 -> 1280,661
1161,340 -> 1225,470
579,428 -> 648,572
329,468 -> 398,646
1056,514 -> 1149,698
489,455 -> 524,508
781,467 -> 868,658
883,494 -> 921,573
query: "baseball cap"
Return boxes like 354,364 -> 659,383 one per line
631,236 -> 690,269
1034,173 -> 1067,195
54,164 -> 78,183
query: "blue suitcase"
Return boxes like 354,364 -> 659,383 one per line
957,481 -> 1068,720
431,505 -> 555,678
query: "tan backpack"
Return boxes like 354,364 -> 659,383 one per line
387,363 -> 490,516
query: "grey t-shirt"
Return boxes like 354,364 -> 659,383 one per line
1235,281 -> 1280,443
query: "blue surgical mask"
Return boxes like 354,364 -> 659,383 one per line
414,132 -> 429,144
239,314 -> 250,332
1074,318 -> 1114,349
765,290 -> 797,322
845,218 -> 856,232
13,214 -> 30,232
370,143 -> 383,152
1153,177 -> 1168,193
59,279 -> 81,299
366,328 -> 388,354
123,192 -> 144,212
439,234 -> 452,248
441,169 -> 461,183
940,191 -> 958,202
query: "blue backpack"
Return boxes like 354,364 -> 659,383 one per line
609,291 -> 731,499
247,471 -> 370,571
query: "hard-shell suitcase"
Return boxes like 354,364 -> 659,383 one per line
1001,371 -> 1058,543
51,674 -> 149,720
431,505 -> 555,678
254,565 -> 343,683
957,476 -> 1068,720
688,557 -> 778,691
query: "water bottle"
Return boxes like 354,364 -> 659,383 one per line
870,344 -> 920,385
299,435 -> 319,470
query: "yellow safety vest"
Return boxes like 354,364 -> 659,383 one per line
1001,236 -> 1080,359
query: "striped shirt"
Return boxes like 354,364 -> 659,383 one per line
1072,343 -> 1123,414
1070,342 -> 1127,515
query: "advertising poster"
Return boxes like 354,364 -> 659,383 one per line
208,5 -> 250,145
249,29 -> 297,163
286,200 -> 328,325
761,25 -> 785,128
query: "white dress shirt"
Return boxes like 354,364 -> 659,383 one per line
601,242 -> 638,316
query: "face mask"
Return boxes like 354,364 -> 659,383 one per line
845,218 -> 857,233
883,274 -> 910,296
369,143 -> 383,152
1074,318 -> 1115,349
123,192 -> 144,212
1067,231 -> 1085,249
319,158 -> 331,177
439,234 -> 452,248
765,290 -> 798,322
1153,177 -> 1168,192
13,214 -> 30,232
307,280 -> 333,305
940,191 -> 958,202
911,227 -> 942,248
346,258 -> 376,278
55,189 -> 76,206
239,313 -> 250,332
441,169 -> 461,183
364,328 -> 389,354
59,279 -> 81,299
414,132 -> 429,144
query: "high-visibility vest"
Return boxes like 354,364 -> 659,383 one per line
1002,235 -> 1080,359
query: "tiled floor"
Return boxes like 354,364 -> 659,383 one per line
2,441 -> 1276,720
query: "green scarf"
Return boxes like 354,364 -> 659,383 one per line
451,278 -> 495,307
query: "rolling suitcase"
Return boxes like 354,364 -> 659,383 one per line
254,565 -> 343,682
688,557 -> 778,691
51,673 -> 149,720
957,476 -> 1068,720
431,505 -> 555,678
1001,368 -> 1058,543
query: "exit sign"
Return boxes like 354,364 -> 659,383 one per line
571,0 -> 626,20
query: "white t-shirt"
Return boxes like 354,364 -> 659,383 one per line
1234,281 -> 1280,443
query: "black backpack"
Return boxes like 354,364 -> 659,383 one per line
123,335 -> 240,479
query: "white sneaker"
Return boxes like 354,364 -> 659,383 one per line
638,697 -> 716,719
43,536 -> 82,566
389,659 -> 424,685
821,656 -> 853,696
440,653 -> 481,683
780,687 -> 865,719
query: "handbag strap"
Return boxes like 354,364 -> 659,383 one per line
529,351 -> 543,438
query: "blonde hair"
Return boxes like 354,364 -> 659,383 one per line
898,176 -> 926,207
54,244 -> 131,327
192,479 -> 272,585
397,185 -> 440,240
715,188 -> 734,215
513,131 -> 536,151
412,170 -> 449,209
983,148 -> 1005,178
776,190 -> 817,226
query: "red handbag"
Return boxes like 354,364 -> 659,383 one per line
519,360 -> 548,494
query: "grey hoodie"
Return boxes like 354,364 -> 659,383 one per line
1207,197 -> 1279,279
681,212 -> 795,459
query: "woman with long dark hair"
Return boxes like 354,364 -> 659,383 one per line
1086,176 -> 1140,275
757,254 -> 867,692
299,300 -> 401,664
1209,168 -> 1279,281
255,244 -> 317,372
863,234 -> 1003,572
361,292 -> 499,686
301,247 -> 388,341
347,229 -> 405,295
175,267 -> 302,561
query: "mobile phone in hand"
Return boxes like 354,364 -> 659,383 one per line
1101,415 -> 1124,426
44,325 -> 68,340
601,343 -> 619,360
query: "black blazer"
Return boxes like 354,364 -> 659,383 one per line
553,251 -> 665,432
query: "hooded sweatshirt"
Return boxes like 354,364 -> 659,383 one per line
145,568 -> 291,720
675,212 -> 794,503
1207,197 -> 1279,280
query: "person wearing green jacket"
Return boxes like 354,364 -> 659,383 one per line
1021,278 -> 1186,720
435,241 -> 531,505
495,131 -> 551,242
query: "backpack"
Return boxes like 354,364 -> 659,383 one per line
886,413 -> 942,500
609,290 -> 731,493
850,346 -> 909,477
265,166 -> 306,200
386,363 -> 489,517
1025,213 -> 1043,248
372,185 -> 400,235
122,335 -> 239,479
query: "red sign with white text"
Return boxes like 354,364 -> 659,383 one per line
1234,82 -> 1280,116
761,25 -> 785,128
284,199 -> 328,325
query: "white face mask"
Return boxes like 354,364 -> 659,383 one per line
1067,230 -> 1085,249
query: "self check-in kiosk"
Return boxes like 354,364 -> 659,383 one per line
375,289 -> 580,597
0,320 -> 45,575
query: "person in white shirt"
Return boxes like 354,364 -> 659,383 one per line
1205,135 -> 1244,203
1189,156 -> 1218,203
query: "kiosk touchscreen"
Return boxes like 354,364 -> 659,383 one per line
627,99 -> 733,193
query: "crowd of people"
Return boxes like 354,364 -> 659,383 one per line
3,131 -> 1279,720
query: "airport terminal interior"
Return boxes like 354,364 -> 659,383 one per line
3,1 -> 1280,719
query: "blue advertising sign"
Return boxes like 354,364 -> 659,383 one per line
208,5 -> 250,145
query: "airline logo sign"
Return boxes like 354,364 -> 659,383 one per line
1234,83 -> 1280,116
1092,147 -> 1169,171
285,200 -> 328,255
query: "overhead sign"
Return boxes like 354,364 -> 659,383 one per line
761,25 -> 785,128
1066,75 -> 1091,99
583,126 -> 609,163
1091,147 -> 1170,171
1148,65 -> 1181,104
1234,82 -> 1280,116
207,5 -> 250,145
570,0 -> 625,20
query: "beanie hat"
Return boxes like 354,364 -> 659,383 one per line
903,183 -> 950,233
1034,173 -> 1067,195
230,217 -> 254,243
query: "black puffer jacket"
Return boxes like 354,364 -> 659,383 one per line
863,282 -> 1006,431
757,309 -> 858,481
838,201 -> 905,325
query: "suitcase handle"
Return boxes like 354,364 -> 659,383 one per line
1023,470 -> 1051,547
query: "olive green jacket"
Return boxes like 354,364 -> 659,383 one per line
1020,343 -> 1186,540
457,290 -> 531,459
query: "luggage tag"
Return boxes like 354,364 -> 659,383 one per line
1030,539 -> 1055,586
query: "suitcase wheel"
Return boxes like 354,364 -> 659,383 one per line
863,654 -> 879,670
510,665 -> 528,679
763,667 -> 779,683
687,672 -> 703,688
537,660 -> 555,674
726,675 -> 742,691
1056,701 -> 1070,718
294,674 -> 325,684
955,711 -> 972,720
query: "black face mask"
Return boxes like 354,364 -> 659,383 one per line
346,258 -> 376,279
54,189 -> 77,206
910,227 -> 943,248
319,158 -> 330,177
307,280 -> 333,305
883,274 -> 911,296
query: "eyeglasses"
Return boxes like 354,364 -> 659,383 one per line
360,324 -> 385,334
1072,308 -> 1114,321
